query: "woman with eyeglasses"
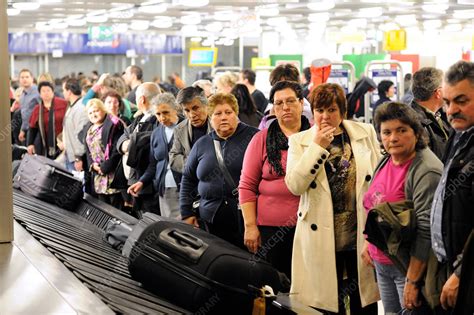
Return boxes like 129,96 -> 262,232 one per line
285,83 -> 381,314
239,81 -> 311,279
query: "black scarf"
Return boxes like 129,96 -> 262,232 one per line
266,115 -> 311,176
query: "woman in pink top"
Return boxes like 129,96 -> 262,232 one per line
239,81 -> 310,279
363,102 -> 442,314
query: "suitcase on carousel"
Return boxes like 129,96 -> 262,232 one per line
13,154 -> 83,211
127,215 -> 282,314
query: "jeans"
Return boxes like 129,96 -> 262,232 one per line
374,261 -> 405,314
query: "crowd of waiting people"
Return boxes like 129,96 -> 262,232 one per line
8,60 -> 474,315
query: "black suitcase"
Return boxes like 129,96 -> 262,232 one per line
12,144 -> 27,160
13,155 -> 83,211
127,215 -> 282,314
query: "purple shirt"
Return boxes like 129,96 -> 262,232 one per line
363,157 -> 413,264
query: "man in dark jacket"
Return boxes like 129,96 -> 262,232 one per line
410,67 -> 452,160
117,82 -> 161,214
430,60 -> 474,313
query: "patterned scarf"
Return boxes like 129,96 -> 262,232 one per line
266,115 -> 311,176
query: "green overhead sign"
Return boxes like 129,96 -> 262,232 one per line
88,26 -> 114,41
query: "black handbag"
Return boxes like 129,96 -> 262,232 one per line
109,157 -> 128,189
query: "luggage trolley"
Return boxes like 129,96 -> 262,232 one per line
364,60 -> 405,123
327,61 -> 357,94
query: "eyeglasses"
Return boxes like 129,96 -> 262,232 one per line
273,97 -> 299,107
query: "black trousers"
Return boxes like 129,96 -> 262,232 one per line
318,250 -> 378,315
257,225 -> 295,281
133,193 -> 160,216
207,199 -> 245,249
98,193 -> 122,209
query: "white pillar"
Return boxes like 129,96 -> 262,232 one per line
0,0 -> 13,243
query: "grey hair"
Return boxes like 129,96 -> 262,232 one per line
445,60 -> 474,86
150,92 -> 180,112
176,86 -> 208,106
136,82 -> 161,103
412,67 -> 443,101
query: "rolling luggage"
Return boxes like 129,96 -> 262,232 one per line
12,144 -> 27,161
127,214 -> 283,314
13,154 -> 83,211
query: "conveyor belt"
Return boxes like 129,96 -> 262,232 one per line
12,189 -> 190,315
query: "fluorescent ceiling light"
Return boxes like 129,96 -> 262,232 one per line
266,17 -> 287,27
130,20 -> 150,31
190,37 -> 202,42
87,10 -> 106,17
214,11 -> 238,21
109,10 -> 134,19
256,5 -> 279,17
181,25 -> 198,36
358,7 -> 383,18
423,19 -> 442,28
205,22 -> 223,33
223,39 -> 235,46
348,18 -> 368,28
112,23 -> 128,33
175,0 -> 209,7
7,8 -> 21,16
307,0 -> 335,11
395,14 -> 417,26
13,1 -> 41,10
51,21 -> 68,29
86,15 -> 108,23
151,16 -> 173,28
379,22 -> 399,31
181,14 -> 201,25
422,4 -> 449,13
138,3 -> 167,14
308,13 -> 330,22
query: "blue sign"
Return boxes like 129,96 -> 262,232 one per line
327,69 -> 350,93
8,32 -> 183,55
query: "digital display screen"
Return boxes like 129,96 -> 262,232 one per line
189,48 -> 218,67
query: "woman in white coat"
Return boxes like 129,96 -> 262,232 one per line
285,83 -> 381,314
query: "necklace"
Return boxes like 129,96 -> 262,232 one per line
327,130 -> 351,173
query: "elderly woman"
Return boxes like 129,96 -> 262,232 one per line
128,93 -> 184,219
239,81 -> 311,278
169,86 -> 212,174
214,72 -> 238,94
180,93 -> 258,247
285,83 -> 381,314
26,81 -> 68,158
363,102 -> 442,314
84,99 -> 125,208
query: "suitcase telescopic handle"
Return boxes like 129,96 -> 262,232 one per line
158,228 -> 209,263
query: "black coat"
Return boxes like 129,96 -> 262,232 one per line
85,114 -> 125,175
411,101 -> 452,160
441,128 -> 474,267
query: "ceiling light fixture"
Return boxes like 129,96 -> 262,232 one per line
205,22 -> 223,33
175,0 -> 209,7
112,23 -> 128,33
307,0 -> 335,11
256,5 -> 279,17
67,19 -> 86,26
109,10 -> 134,19
181,14 -> 201,25
395,14 -> 417,26
422,4 -> 449,13
358,7 -> 383,18
86,15 -> 108,23
423,19 -> 442,29
453,10 -> 474,19
130,20 -> 150,31
308,13 -> 330,23
13,1 -> 41,10
151,16 -> 173,28
7,8 -> 21,16
138,3 -> 167,14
